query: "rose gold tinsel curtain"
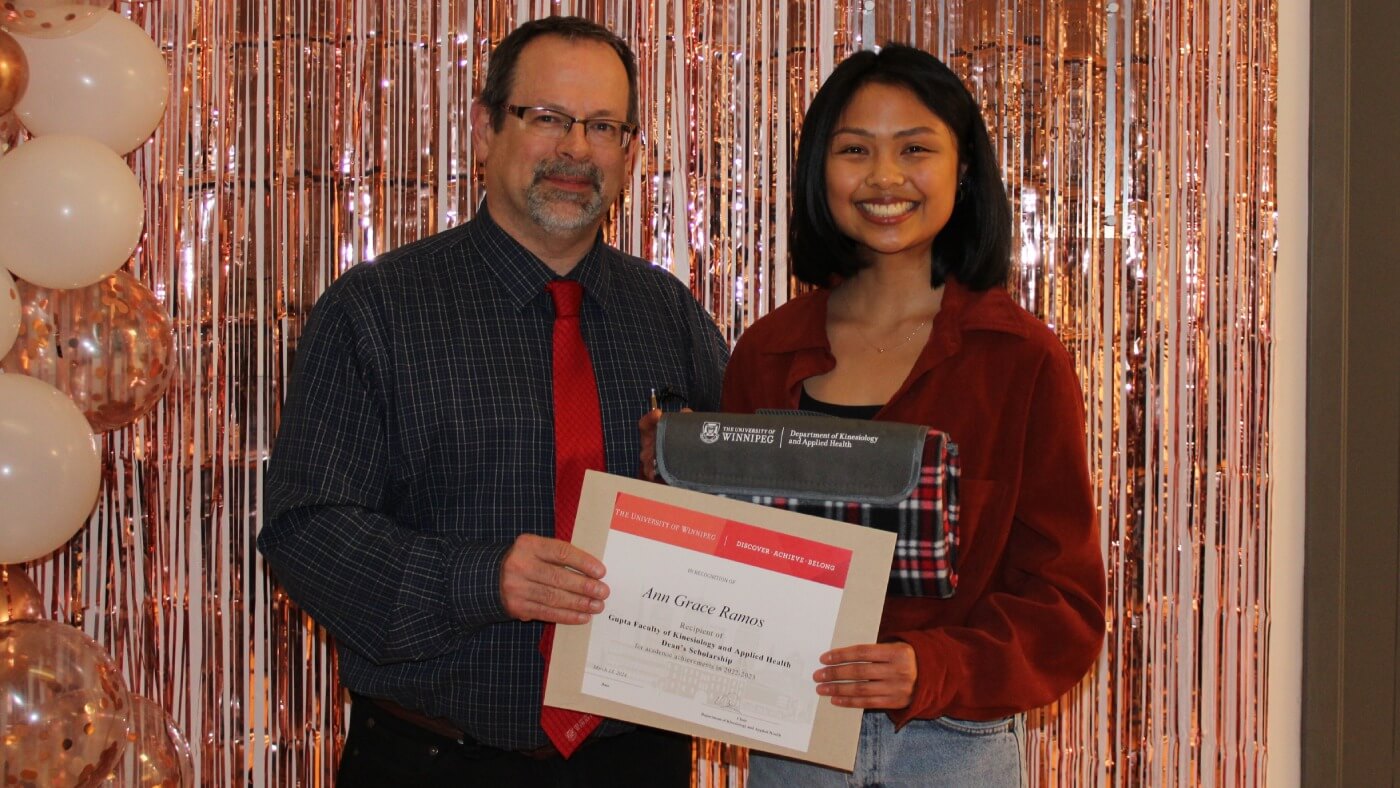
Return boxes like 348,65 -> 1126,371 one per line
16,0 -> 1276,784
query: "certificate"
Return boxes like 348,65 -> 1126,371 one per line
544,471 -> 896,770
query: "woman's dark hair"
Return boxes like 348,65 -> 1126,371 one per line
480,16 -> 639,128
790,45 -> 1011,290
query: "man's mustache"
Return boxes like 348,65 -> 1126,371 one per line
532,161 -> 602,191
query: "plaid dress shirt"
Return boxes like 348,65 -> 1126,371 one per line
258,206 -> 728,750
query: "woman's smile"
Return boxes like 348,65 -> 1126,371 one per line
856,199 -> 920,221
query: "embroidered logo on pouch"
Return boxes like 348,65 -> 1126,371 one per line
700,421 -> 722,444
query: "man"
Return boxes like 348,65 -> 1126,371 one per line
258,16 -> 727,786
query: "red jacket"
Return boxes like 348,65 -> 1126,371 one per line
721,278 -> 1106,723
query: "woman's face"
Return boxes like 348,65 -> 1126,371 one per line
823,81 -> 962,270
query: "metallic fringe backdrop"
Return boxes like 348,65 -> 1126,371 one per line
9,0 -> 1277,784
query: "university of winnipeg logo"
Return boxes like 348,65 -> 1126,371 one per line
700,421 -> 721,444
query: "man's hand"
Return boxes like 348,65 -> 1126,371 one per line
813,642 -> 918,709
499,533 -> 609,624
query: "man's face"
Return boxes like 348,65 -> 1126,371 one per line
472,36 -> 637,256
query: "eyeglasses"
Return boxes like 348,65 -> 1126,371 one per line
503,105 -> 638,148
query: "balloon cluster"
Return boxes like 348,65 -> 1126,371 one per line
0,2 -> 173,565
0,566 -> 194,787
0,7 -> 188,781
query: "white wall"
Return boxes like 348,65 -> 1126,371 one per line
1269,0 -> 1307,783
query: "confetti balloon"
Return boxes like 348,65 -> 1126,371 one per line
0,110 -> 22,155
0,267 -> 17,356
2,269 -> 174,431
0,565 -> 43,623
102,696 -> 194,788
0,620 -> 130,788
0,0 -> 110,38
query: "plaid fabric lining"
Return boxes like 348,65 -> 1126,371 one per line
748,432 -> 960,598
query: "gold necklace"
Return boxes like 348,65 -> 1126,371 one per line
862,318 -> 929,354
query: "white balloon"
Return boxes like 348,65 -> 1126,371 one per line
13,9 -> 167,154
0,134 -> 144,289
0,269 -> 18,356
0,373 -> 101,563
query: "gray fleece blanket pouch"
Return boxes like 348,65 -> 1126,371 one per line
656,412 -> 960,598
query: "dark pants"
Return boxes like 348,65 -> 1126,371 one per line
336,696 -> 692,787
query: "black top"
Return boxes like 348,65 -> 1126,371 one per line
799,387 -> 882,420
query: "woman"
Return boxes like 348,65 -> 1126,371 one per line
644,45 -> 1104,786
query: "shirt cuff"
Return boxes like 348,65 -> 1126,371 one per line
449,539 -> 514,629
882,629 -> 960,727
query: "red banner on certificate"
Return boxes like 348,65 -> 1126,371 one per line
612,492 -> 852,588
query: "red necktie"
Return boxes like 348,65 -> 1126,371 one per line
539,279 -> 606,757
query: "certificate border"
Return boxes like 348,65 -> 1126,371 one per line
544,470 -> 896,771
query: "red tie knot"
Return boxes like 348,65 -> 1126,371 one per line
547,280 -> 584,318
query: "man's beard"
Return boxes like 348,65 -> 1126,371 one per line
526,160 -> 606,233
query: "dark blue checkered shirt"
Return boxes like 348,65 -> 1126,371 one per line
258,206 -> 728,749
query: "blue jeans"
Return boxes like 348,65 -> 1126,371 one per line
746,712 -> 1024,788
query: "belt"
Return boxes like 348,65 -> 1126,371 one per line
366,697 -> 465,741
363,696 -> 561,760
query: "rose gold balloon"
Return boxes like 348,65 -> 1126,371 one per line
0,565 -> 43,623
104,696 -> 194,788
0,620 -> 130,788
2,269 -> 175,432
0,30 -> 26,116
0,0 -> 110,39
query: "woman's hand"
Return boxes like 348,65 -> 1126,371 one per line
814,641 -> 918,709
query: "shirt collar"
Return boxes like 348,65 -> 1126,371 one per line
467,202 -> 614,312
756,276 -> 1029,356
938,278 -> 1029,338
759,288 -> 832,354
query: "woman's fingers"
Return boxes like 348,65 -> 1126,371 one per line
814,641 -> 917,709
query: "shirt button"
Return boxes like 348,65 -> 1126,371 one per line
428,746 -> 440,757
365,717 -> 375,729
